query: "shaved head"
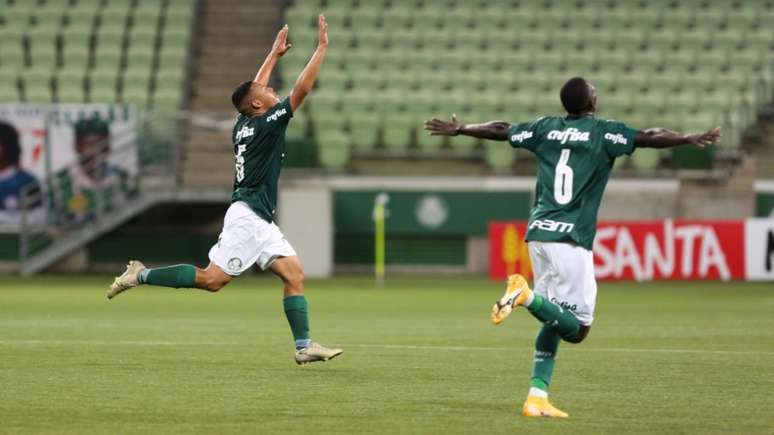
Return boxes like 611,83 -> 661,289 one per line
560,77 -> 596,115
230,81 -> 281,116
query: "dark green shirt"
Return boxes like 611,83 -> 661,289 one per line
508,115 -> 638,250
231,97 -> 293,222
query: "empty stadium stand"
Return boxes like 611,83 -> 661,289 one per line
284,0 -> 774,171
0,0 -> 195,110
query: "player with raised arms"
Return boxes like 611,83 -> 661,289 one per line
108,15 -> 343,365
424,77 -> 721,417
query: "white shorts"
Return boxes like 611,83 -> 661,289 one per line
528,241 -> 597,326
208,201 -> 297,275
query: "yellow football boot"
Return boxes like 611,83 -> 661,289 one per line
490,274 -> 533,325
522,395 -> 569,418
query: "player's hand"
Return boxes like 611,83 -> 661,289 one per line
424,114 -> 461,136
687,127 -> 721,148
318,14 -> 328,47
272,24 -> 292,56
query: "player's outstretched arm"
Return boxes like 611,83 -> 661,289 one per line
289,14 -> 328,112
424,114 -> 510,141
634,127 -> 721,149
253,25 -> 291,86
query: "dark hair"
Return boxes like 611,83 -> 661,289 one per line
0,121 -> 21,166
74,117 -> 109,141
231,81 -> 253,113
560,77 -> 592,114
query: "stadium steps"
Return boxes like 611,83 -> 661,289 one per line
188,0 -> 278,111
182,0 -> 280,188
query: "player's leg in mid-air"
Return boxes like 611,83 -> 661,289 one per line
108,201 -> 342,364
491,241 -> 595,418
108,260 -> 231,297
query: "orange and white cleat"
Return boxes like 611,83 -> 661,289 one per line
490,274 -> 533,325
522,395 -> 569,418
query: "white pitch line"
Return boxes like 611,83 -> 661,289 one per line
0,340 -> 234,346
339,343 -> 774,356
0,340 -> 772,356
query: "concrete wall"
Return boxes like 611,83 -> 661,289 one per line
278,186 -> 333,278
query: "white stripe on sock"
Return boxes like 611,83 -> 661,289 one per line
528,387 -> 548,398
524,290 -> 535,307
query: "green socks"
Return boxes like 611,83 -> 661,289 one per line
526,294 -> 581,342
531,325 -> 561,392
139,264 -> 196,288
283,295 -> 311,349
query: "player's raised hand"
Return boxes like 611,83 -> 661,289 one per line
687,127 -> 721,148
424,114 -> 461,136
272,24 -> 292,56
318,14 -> 328,47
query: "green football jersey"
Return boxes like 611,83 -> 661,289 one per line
231,97 -> 293,222
508,115 -> 638,250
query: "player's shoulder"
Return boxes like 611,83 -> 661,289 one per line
594,116 -> 630,128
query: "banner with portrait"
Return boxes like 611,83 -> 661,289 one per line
0,104 -> 138,227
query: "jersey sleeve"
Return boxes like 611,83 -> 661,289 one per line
602,120 -> 638,158
507,118 -> 542,151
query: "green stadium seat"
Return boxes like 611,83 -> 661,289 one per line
60,49 -> 90,69
381,10 -> 412,30
381,114 -> 413,149
347,113 -> 379,150
318,139 -> 350,170
0,45 -> 25,69
55,69 -> 86,89
22,72 -> 54,103
152,88 -> 182,110
75,0 -> 107,8
128,28 -> 158,50
0,80 -> 20,102
159,28 -> 189,50
89,67 -> 120,90
92,47 -> 123,70
65,9 -> 97,29
134,4 -> 162,24
157,47 -> 186,71
3,10 -> 32,32
56,84 -> 87,103
34,10 -> 65,28
89,87 -> 119,103
485,142 -> 514,172
122,86 -> 150,108
164,8 -> 194,30
30,47 -> 59,69
630,148 -> 661,171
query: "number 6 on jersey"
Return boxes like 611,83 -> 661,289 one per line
554,149 -> 573,205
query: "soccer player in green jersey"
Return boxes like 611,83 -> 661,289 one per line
424,77 -> 721,417
109,15 -> 343,365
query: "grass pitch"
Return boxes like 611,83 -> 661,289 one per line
0,275 -> 772,434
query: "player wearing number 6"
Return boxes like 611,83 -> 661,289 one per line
107,16 -> 342,365
424,77 -> 721,418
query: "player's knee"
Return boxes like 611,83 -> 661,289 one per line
205,274 -> 231,292
283,269 -> 305,292
565,325 -> 591,344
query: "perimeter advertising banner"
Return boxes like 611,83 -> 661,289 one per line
0,104 -> 137,225
490,219 -> 774,281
